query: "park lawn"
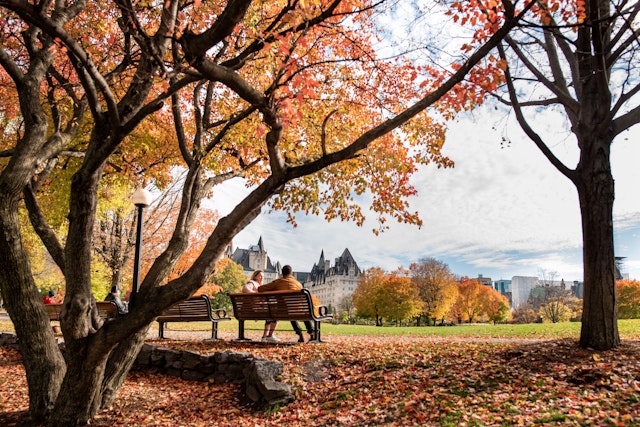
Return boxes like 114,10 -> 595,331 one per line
157,318 -> 640,340
1,317 -> 640,426
1,318 -> 640,339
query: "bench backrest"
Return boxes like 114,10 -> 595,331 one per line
157,295 -> 213,321
96,301 -> 119,318
228,289 -> 326,321
44,301 -> 118,321
44,304 -> 64,321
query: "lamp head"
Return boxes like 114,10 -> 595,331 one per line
132,188 -> 152,207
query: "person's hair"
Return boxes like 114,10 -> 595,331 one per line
282,265 -> 292,276
250,270 -> 263,281
110,286 -> 120,294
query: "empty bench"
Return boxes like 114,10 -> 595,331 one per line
44,301 -> 119,321
228,289 -> 332,342
156,295 -> 230,339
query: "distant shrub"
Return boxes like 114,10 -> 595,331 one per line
511,305 -> 539,324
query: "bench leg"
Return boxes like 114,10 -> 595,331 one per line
210,322 -> 219,340
311,321 -> 323,343
238,320 -> 246,340
158,322 -> 165,339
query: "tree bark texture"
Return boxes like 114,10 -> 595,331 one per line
575,134 -> 620,350
0,199 -> 66,424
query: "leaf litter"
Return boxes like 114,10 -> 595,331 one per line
1,337 -> 639,426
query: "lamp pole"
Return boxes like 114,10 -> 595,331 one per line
129,188 -> 152,310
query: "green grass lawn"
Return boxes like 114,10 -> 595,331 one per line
1,315 -> 639,339
221,318 -> 640,339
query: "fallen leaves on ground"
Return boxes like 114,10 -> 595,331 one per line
1,337 -> 639,426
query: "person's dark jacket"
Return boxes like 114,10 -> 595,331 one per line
105,293 -> 128,314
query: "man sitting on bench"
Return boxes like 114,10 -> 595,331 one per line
258,265 -> 315,343
105,286 -> 128,315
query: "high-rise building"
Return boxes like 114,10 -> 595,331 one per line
510,276 -> 539,309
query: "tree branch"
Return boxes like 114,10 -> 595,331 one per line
497,42 -> 576,182
23,183 -> 66,272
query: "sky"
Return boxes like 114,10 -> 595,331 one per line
202,3 -> 640,284
209,107 -> 640,284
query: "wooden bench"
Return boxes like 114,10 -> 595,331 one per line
44,301 -> 119,321
228,289 -> 332,342
156,295 -> 230,340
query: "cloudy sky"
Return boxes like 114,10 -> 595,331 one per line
209,106 -> 640,283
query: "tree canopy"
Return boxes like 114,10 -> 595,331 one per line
0,0 -> 536,424
617,279 -> 640,319
408,258 -> 458,325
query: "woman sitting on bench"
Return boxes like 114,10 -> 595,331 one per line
243,270 -> 279,342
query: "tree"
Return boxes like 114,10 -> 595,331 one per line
0,0 -> 529,424
528,270 -> 573,321
530,285 -> 572,323
408,258 -> 458,326
476,0 -> 640,349
454,278 -> 485,323
337,295 -> 356,323
617,279 -> 640,319
511,303 -> 540,324
208,258 -> 246,312
379,275 -> 423,324
540,300 -> 573,323
481,286 -> 511,324
352,267 -> 387,326
353,269 -> 422,325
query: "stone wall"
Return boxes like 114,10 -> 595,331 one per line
0,332 -> 293,407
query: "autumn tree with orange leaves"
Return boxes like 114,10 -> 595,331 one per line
452,278 -> 485,323
353,268 -> 422,325
617,280 -> 640,319
352,267 -> 387,326
481,285 -> 511,324
408,258 -> 458,326
0,0 -> 531,424
449,277 -> 510,324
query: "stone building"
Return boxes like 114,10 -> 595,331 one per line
226,237 -> 281,284
227,238 -> 361,312
303,248 -> 361,313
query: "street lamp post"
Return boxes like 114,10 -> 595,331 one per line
129,188 -> 152,310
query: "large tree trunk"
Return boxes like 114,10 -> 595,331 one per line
0,200 -> 66,424
576,136 -> 619,350
100,328 -> 149,408
573,0 -> 619,350
50,339 -> 110,426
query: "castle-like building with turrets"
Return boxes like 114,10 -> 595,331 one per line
227,237 -> 361,313
303,249 -> 361,312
